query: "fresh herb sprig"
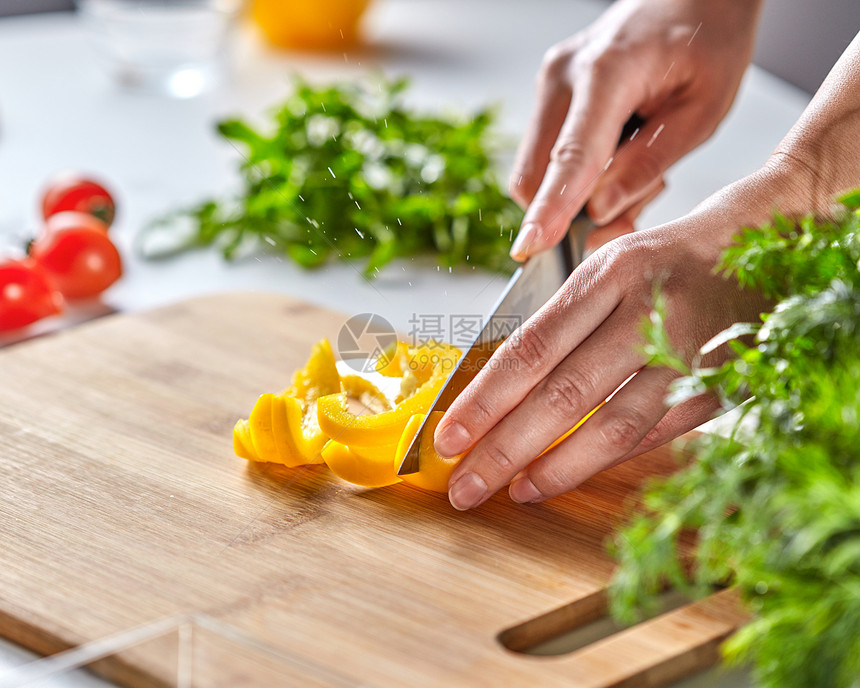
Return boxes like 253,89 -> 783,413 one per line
609,188 -> 860,688
144,77 -> 522,278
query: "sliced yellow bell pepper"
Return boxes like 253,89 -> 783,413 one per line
284,339 -> 341,403
393,412 -> 463,493
316,342 -> 461,447
234,338 -> 342,466
243,392 -> 328,466
247,393 -> 280,462
340,374 -> 391,414
232,418 -> 259,462
235,337 -> 473,492
375,341 -> 409,377
321,439 -> 402,488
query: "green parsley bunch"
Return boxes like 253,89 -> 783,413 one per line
610,188 -> 860,688
145,77 -> 522,278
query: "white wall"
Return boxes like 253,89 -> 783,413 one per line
755,0 -> 859,94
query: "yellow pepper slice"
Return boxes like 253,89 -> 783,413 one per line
243,392 -> 327,466
316,342 -> 461,447
340,374 -> 391,414
375,341 -> 409,377
393,412 -> 463,493
234,338 -> 341,466
232,418 -> 259,462
285,339 -> 341,402
247,393 -> 280,462
321,440 -> 402,488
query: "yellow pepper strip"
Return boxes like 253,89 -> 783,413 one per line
317,342 -> 461,447
272,393 -> 327,466
247,393 -> 281,462
394,412 -> 463,493
234,338 -> 341,466
284,339 -> 341,402
375,341 -> 409,377
321,440 -> 402,488
242,391 -> 329,467
232,419 -> 259,462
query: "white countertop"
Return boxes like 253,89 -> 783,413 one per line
0,0 -> 811,685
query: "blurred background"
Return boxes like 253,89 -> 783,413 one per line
0,0 -> 855,343
2,0 -> 858,93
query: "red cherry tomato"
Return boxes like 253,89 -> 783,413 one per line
41,174 -> 116,227
29,221 -> 122,299
0,259 -> 63,332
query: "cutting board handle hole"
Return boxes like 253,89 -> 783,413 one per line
498,588 -> 696,656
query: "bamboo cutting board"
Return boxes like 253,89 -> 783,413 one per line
0,293 -> 747,687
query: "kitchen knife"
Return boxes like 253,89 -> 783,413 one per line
396,212 -> 593,475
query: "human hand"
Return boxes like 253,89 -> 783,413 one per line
509,0 -> 764,259
436,27 -> 860,512
434,170 -> 785,511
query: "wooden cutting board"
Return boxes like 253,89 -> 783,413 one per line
0,293 -> 747,687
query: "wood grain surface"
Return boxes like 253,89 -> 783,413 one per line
0,292 -> 748,687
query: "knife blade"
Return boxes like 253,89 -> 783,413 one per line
396,212 -> 593,475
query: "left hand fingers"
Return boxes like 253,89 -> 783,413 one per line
434,253 -> 624,463
507,364 -> 679,504
612,392 -> 723,463
446,301 -> 648,510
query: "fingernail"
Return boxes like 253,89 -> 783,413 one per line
590,184 -> 623,224
509,477 -> 542,504
510,222 -> 540,260
449,472 -> 488,511
434,420 -> 471,458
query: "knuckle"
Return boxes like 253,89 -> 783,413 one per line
596,412 -> 646,454
539,43 -> 571,82
641,423 -> 664,450
469,393 -> 499,429
579,47 -> 620,80
592,232 -> 642,276
506,325 -> 549,373
534,464 -> 575,496
541,372 -> 591,419
480,443 -> 518,476
549,139 -> 589,167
